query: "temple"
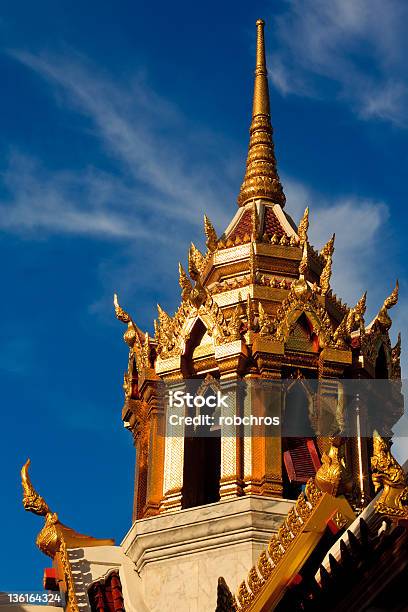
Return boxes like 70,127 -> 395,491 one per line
19,19 -> 407,612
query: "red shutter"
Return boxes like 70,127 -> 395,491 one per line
88,571 -> 125,612
284,437 -> 321,484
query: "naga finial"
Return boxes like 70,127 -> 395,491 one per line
113,293 -> 137,348
355,290 -> 367,317
371,432 -> 408,519
190,243 -> 205,272
114,293 -> 131,324
334,290 -> 367,348
21,459 -> 51,517
179,262 -> 193,301
297,207 -> 309,244
203,214 -> 218,252
377,280 -> 399,330
188,246 -> 201,281
320,233 -> 335,259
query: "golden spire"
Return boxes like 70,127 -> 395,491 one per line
237,19 -> 285,208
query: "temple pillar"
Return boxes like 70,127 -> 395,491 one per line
216,340 -> 247,499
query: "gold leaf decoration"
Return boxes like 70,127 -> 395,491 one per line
204,214 -> 218,252
297,206 -> 309,244
320,233 -> 335,259
179,262 -> 193,301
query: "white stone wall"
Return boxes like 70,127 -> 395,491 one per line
122,496 -> 293,612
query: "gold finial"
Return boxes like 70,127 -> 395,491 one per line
21,459 -> 51,517
114,292 -> 131,324
113,293 -> 138,348
204,214 -> 218,251
320,233 -> 335,259
237,20 -> 285,207
188,244 -> 204,280
297,206 -> 309,244
383,280 -> 399,310
355,290 -> 367,317
377,280 -> 399,330
179,262 -> 193,301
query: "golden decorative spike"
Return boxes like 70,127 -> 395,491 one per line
320,254 -> 332,296
237,20 -> 285,207
179,262 -> 193,301
376,281 -> 398,330
190,242 -> 205,271
113,293 -> 131,324
157,303 -> 171,324
21,459 -> 51,517
320,233 -> 335,259
371,433 -> 408,519
355,290 -> 367,317
113,293 -> 138,348
384,280 -> 399,310
203,214 -> 218,252
334,291 -> 367,347
297,206 -> 309,244
188,247 -> 200,281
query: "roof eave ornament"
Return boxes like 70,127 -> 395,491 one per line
237,19 -> 286,208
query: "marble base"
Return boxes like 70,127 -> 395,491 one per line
122,495 -> 294,612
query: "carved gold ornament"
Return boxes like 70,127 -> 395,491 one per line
21,460 -> 114,612
315,437 -> 345,496
235,476 -> 355,611
204,214 -> 218,252
320,233 -> 335,260
297,206 -> 309,244
376,280 -> 399,330
334,291 -> 367,348
371,433 -> 408,520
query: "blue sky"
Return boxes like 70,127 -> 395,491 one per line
1,0 -> 407,591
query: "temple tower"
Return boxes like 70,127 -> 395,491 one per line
19,19 -> 405,612
112,19 -> 403,611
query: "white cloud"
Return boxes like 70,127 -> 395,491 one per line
2,51 -> 235,240
268,0 -> 408,125
283,176 -> 390,307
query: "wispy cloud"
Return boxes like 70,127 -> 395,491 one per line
283,176 -> 390,306
3,48 -> 404,355
2,51 -> 235,240
268,0 -> 408,125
